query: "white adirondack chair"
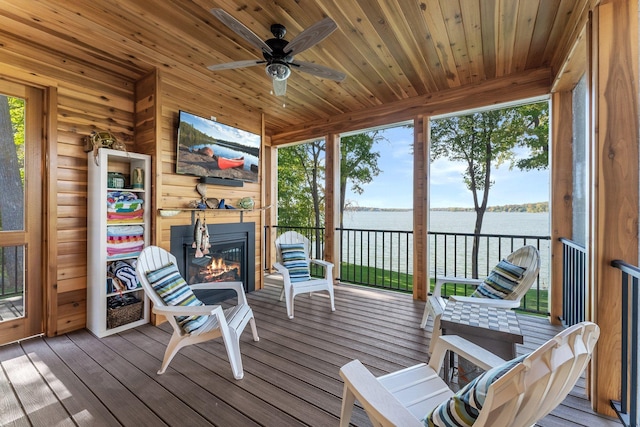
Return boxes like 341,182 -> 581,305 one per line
273,231 -> 335,319
420,245 -> 540,352
136,246 -> 259,379
339,321 -> 600,427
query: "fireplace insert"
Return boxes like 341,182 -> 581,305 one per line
170,222 -> 255,304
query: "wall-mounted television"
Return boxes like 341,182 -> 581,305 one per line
176,110 -> 261,183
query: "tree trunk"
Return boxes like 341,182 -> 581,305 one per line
0,95 -> 24,289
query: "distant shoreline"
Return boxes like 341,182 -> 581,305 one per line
346,201 -> 549,213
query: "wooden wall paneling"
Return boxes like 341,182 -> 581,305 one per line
155,72 -> 265,296
591,0 -> 639,416
53,75 -> 135,333
412,115 -> 429,301
45,86 -> 58,336
550,91 -> 574,326
134,70 -> 160,245
55,289 -> 87,335
31,62 -> 134,334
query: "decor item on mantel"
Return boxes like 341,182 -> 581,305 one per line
237,197 -> 254,210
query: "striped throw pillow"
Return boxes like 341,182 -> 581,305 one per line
145,263 -> 207,333
423,354 -> 527,426
471,259 -> 527,300
280,242 -> 311,282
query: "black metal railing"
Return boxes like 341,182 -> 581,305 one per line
429,231 -> 551,315
611,259 -> 640,427
339,227 -> 413,292
264,225 -> 551,315
0,246 -> 23,299
559,238 -> 587,327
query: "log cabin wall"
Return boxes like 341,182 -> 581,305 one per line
0,42 -> 265,336
0,44 -> 137,335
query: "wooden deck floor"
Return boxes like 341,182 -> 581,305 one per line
0,276 -> 620,426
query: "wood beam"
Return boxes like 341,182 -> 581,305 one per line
550,91 -> 573,326
324,133 -> 340,280
590,0 -> 639,416
413,115 -> 429,301
269,68 -> 552,145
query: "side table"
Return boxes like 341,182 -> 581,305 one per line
440,300 -> 524,385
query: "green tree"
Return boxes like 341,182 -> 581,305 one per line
277,131 -> 385,231
277,140 -> 325,229
430,101 -> 549,277
0,94 -> 25,288
339,131 -> 385,227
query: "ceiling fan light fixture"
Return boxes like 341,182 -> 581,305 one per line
265,61 -> 291,81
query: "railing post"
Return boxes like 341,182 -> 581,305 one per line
611,259 -> 640,427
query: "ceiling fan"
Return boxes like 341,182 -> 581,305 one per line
207,8 -> 346,96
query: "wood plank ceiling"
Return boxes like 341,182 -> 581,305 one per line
0,0 -> 590,139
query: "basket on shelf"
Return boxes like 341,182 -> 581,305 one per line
107,294 -> 143,329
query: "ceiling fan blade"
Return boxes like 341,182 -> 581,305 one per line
210,8 -> 273,54
272,78 -> 287,96
292,61 -> 346,81
284,17 -> 337,55
207,59 -> 264,71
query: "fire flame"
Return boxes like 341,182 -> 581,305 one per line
207,255 -> 229,275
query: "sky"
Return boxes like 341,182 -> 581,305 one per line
345,124 -> 550,209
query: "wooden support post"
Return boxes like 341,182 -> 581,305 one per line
413,115 -> 429,301
590,0 -> 639,416
325,132 -> 340,281
550,91 -> 573,326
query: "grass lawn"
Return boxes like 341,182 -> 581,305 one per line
337,262 -> 549,315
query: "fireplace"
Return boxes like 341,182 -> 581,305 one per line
170,222 -> 255,304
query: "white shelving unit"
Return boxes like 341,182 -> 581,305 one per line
87,148 -> 151,337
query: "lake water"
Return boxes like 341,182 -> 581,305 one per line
341,210 -> 551,288
342,210 -> 549,236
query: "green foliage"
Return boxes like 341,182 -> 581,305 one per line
430,102 -> 549,196
277,141 -> 325,227
277,131 -> 384,229
339,132 -> 384,212
9,97 -> 25,179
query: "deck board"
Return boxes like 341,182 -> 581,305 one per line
0,277 -> 620,426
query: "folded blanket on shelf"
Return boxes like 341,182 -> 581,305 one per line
107,191 -> 144,213
107,201 -> 143,213
107,225 -> 144,237
107,210 -> 144,222
107,260 -> 140,290
107,235 -> 144,245
107,191 -> 139,204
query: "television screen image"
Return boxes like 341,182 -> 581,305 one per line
176,110 -> 261,182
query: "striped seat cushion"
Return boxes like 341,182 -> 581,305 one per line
280,242 -> 311,282
423,354 -> 527,426
471,259 -> 527,300
145,263 -> 208,333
